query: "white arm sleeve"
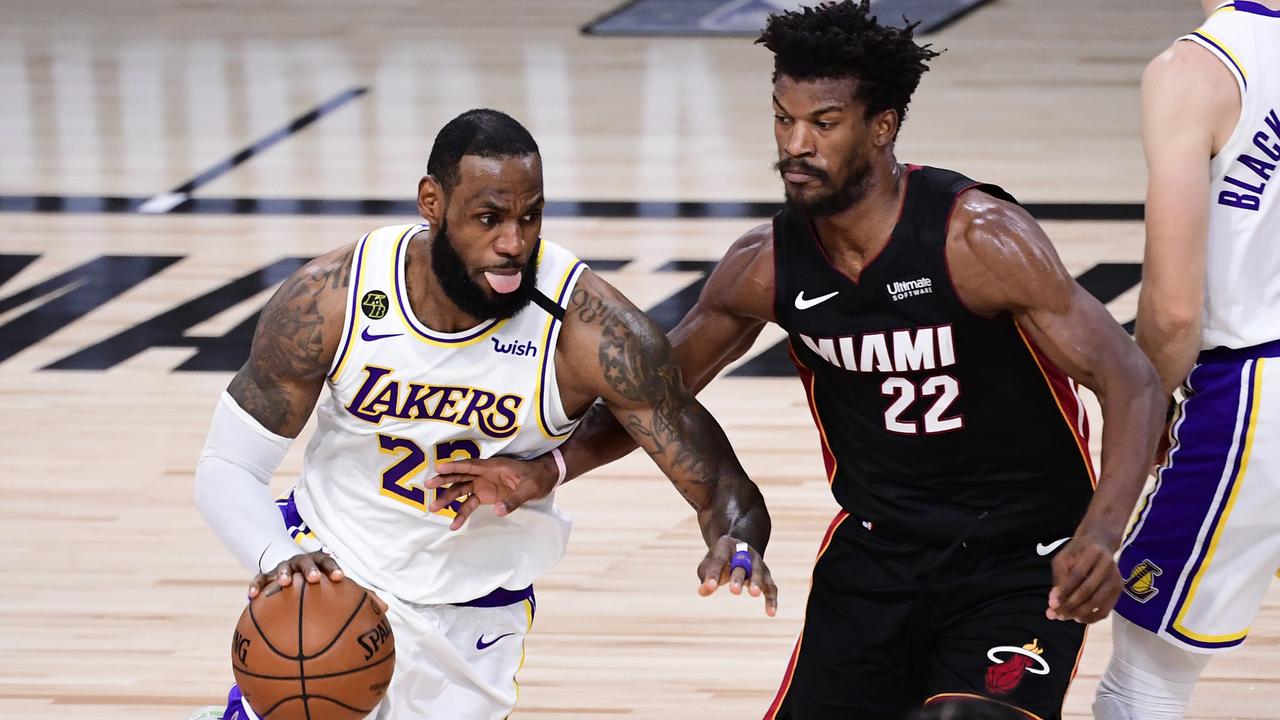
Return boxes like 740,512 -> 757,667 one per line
195,392 -> 305,573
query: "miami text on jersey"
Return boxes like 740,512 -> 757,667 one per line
798,325 -> 956,373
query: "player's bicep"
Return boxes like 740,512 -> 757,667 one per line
1139,46 -> 1221,325
228,248 -> 353,437
667,225 -> 774,392
565,271 -> 689,413
954,198 -> 1134,391
1016,282 -> 1136,393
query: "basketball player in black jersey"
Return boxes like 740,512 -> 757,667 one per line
424,2 -> 1165,718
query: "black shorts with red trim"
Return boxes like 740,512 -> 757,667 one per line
765,514 -> 1085,720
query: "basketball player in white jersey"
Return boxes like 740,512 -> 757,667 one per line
188,109 -> 777,720
1094,2 -> 1280,718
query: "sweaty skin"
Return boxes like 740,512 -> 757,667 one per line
226,153 -> 777,614
432,74 -> 1164,625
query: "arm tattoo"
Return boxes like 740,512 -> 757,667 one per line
228,252 -> 349,434
570,285 -> 718,499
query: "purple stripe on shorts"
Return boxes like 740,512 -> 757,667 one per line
453,584 -> 534,608
1114,360 -> 1246,634
1165,360 -> 1259,649
1198,337 -> 1280,363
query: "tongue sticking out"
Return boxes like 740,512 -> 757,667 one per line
484,271 -> 522,294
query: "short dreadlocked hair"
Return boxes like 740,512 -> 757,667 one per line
757,0 -> 941,127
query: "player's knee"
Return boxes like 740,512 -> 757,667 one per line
1093,617 -> 1211,720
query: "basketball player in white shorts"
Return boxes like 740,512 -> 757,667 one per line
1094,3 -> 1280,718
187,109 -> 778,720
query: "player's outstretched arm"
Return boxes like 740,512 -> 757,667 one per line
564,269 -> 777,614
430,225 -> 775,515
196,245 -> 354,598
947,193 -> 1164,625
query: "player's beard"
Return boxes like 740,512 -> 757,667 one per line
777,154 -> 874,217
430,219 -> 536,320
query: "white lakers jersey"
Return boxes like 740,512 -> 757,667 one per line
1184,2 -> 1280,350
295,223 -> 588,605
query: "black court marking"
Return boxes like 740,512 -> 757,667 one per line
0,194 -> 1144,221
136,87 -> 368,213
2,253 -> 1143,375
582,0 -> 993,37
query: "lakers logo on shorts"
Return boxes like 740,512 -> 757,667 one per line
361,290 -> 390,319
1123,559 -> 1163,603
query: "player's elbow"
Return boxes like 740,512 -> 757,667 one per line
1114,344 -> 1164,413
1143,304 -> 1201,340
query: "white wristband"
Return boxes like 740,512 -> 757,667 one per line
551,447 -> 568,487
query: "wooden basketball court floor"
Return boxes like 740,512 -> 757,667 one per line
1,1 -> 1276,718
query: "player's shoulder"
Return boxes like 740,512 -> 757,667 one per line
296,223 -> 419,303
946,189 -> 1067,308
1146,38 -> 1236,86
718,221 -> 775,279
949,188 -> 1038,250
289,242 -> 359,306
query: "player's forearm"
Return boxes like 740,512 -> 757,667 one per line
196,456 -> 301,572
656,402 -> 771,552
196,392 -> 302,572
700,465 -> 771,552
1135,306 -> 1202,397
555,403 -> 642,483
1078,351 -> 1164,549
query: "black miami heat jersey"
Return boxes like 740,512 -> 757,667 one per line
775,165 -> 1095,546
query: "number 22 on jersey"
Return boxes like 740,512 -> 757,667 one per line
376,435 -> 479,518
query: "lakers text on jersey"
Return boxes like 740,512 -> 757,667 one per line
296,223 -> 587,605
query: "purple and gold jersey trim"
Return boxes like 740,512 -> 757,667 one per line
1186,30 -> 1248,91
392,224 -> 507,347
535,258 -> 587,439
1230,1 -> 1280,18
327,231 -> 373,382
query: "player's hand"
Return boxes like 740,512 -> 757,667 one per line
425,454 -> 560,531
696,535 -> 778,617
250,550 -> 345,599
1045,532 -> 1122,624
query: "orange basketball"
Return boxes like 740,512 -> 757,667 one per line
231,575 -> 395,719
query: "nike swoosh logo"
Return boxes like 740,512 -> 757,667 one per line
794,290 -> 840,310
1036,537 -> 1071,556
361,328 -> 404,342
476,632 -> 516,651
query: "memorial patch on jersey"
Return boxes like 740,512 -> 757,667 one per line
361,290 -> 390,319
344,364 -> 523,438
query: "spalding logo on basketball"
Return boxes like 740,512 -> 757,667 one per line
231,576 -> 395,719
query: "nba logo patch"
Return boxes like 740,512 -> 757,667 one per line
1123,559 -> 1163,603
